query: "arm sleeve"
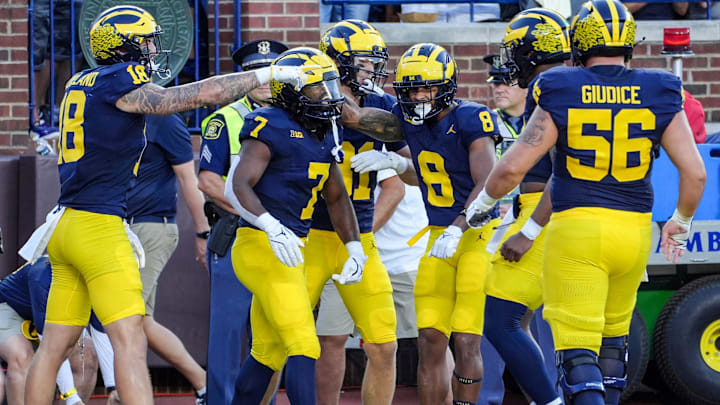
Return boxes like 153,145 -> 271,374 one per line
199,116 -> 231,176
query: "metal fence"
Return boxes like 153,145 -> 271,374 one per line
27,0 -> 713,145
27,0 -> 245,138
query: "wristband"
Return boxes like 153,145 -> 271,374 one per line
520,217 -> 543,241
255,213 -> 280,233
254,67 -> 272,85
671,208 -> 693,227
60,388 -> 78,400
196,231 -> 210,240
345,240 -> 364,257
478,189 -> 498,207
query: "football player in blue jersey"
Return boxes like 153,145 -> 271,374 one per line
342,43 -> 501,405
466,1 -> 706,404
474,9 -> 573,405
224,47 -> 367,405
310,20 -> 410,405
23,5 -> 308,405
198,39 -> 289,405
0,257 -> 98,405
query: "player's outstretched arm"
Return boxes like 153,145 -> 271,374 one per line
116,66 -> 305,115
487,107 -> 558,199
341,93 -> 404,142
660,111 -> 707,263
467,107 -> 557,228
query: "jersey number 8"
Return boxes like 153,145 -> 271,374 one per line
57,90 -> 86,164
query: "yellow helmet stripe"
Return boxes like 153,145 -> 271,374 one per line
525,12 -> 570,51
606,0 -> 620,44
504,25 -> 530,45
618,4 -> 632,45
590,5 -> 613,44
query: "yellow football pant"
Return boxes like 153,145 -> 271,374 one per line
414,221 -> 496,338
486,192 -> 546,310
46,208 -> 145,326
543,207 -> 651,354
305,229 -> 396,344
231,227 -> 320,371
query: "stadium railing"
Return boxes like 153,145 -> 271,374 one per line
323,0 -> 713,21
27,0 -> 232,137
26,0 -> 712,142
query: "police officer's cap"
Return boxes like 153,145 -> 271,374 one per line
232,39 -> 289,71
483,54 -> 511,84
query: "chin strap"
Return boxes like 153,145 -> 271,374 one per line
330,117 -> 344,162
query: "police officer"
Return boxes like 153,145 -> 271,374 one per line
484,54 -> 526,154
198,39 -> 289,405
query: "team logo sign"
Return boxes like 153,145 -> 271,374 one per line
79,0 -> 193,86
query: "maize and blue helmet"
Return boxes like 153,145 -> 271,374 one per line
270,47 -> 345,138
571,0 -> 636,66
89,5 -> 170,78
319,19 -> 389,96
501,8 -> 571,88
393,43 -> 457,122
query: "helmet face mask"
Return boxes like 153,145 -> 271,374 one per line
90,5 -> 171,79
394,81 -> 454,122
319,20 -> 389,96
501,8 -> 571,88
270,48 -> 345,138
392,43 -> 457,124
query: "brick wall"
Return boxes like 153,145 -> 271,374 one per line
1,0 -> 719,153
0,0 -> 30,152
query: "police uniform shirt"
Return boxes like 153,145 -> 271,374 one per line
237,107 -> 341,237
312,93 -> 407,234
391,100 -> 501,226
535,65 -> 684,213
57,62 -> 150,217
126,113 -> 193,219
199,97 -> 263,177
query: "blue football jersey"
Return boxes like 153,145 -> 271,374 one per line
127,113 -> 193,218
312,93 -> 406,234
522,76 -> 552,184
237,107 -> 341,237
535,65 -> 684,213
392,100 -> 500,226
0,257 -> 51,323
57,62 -> 150,216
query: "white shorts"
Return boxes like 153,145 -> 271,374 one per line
316,271 -> 418,339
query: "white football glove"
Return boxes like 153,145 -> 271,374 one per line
257,213 -> 305,267
124,225 -> 145,269
466,189 -> 499,229
254,65 -> 308,91
358,78 -> 385,97
332,241 -> 367,285
428,225 -> 463,259
350,150 -> 409,174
